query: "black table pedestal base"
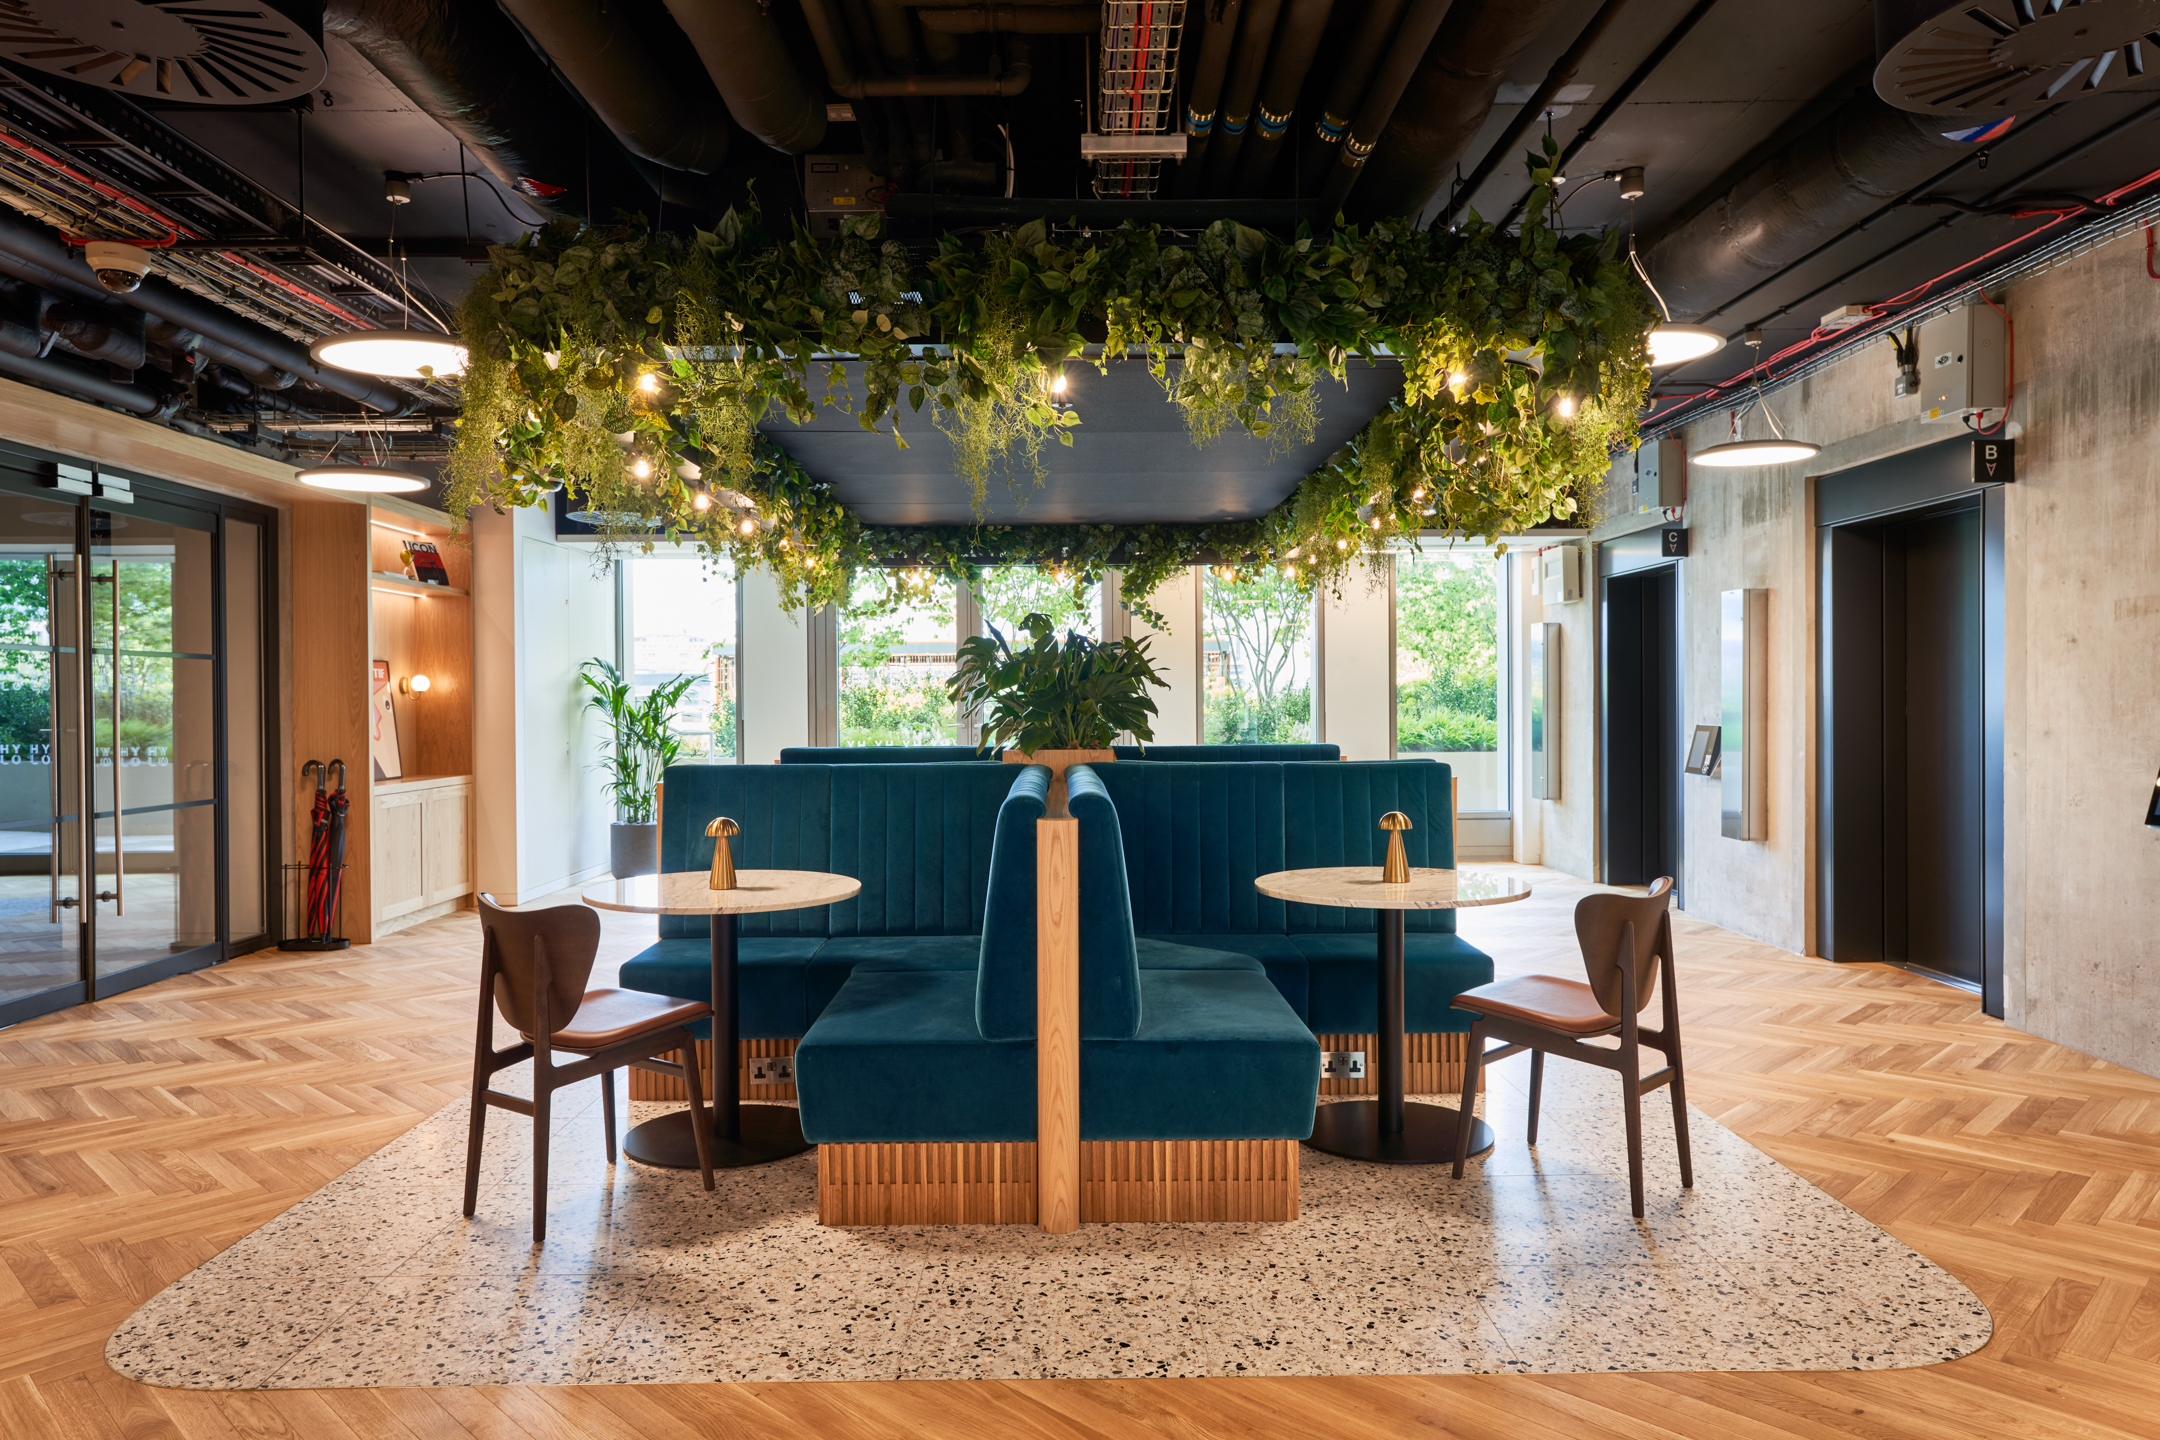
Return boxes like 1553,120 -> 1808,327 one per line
622,1102 -> 812,1170
1305,1099 -> 1494,1165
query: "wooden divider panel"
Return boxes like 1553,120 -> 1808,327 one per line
1036,815 -> 1080,1234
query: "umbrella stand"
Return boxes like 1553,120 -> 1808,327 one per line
280,758 -> 352,951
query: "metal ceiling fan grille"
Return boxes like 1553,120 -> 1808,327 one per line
0,1 -> 326,106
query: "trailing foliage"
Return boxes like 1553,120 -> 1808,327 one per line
949,615 -> 1165,754
448,147 -> 1651,625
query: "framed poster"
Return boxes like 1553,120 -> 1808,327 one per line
369,658 -> 403,781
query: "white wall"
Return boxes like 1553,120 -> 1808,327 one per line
738,566 -> 814,762
1318,560 -> 1394,760
471,505 -> 616,902
1129,567 -> 1201,744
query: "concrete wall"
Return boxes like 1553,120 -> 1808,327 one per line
1549,224 -> 2160,1076
1128,568 -> 1202,745
1523,541 -> 1600,879
738,567 -> 814,763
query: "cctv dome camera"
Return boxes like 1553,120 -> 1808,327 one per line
83,241 -> 150,295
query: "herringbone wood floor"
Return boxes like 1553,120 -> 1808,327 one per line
4,868 -> 2159,1438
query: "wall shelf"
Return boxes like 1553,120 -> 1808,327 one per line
369,572 -> 469,598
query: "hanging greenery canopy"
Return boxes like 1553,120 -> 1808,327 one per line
447,147 -> 1653,624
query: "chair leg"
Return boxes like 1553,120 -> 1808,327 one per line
1667,1045 -> 1695,1191
531,1081 -> 552,1246
680,1044 -> 716,1192
462,1070 -> 489,1219
600,1068 -> 618,1166
1450,1021 -> 1485,1180
1527,1049 -> 1546,1148
1620,1046 -> 1645,1220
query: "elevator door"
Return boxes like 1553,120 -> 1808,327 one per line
1821,504 -> 1983,988
1601,565 -> 1683,895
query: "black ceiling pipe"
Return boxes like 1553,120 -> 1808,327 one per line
40,298 -> 147,372
1432,0 -> 1637,229
496,0 -> 737,172
916,6 -> 1100,32
1198,0 -> 1286,197
1172,0 -> 1245,198
1351,0 -> 1577,219
1296,0 -> 1406,192
0,210 -> 415,414
1233,0 -> 1335,198
0,347 -> 173,419
323,0 -> 658,218
1493,0 -> 1722,230
1314,0 -> 1456,216
146,319 -> 300,392
798,0 -> 1035,95
1641,89 -> 1969,320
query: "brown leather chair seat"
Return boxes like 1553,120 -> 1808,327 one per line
525,989 -> 710,1050
1451,975 -> 1619,1035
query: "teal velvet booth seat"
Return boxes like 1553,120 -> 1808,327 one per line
1091,760 -> 1497,1053
796,764 -> 1320,1224
617,762 -> 1027,1054
777,743 -> 1340,764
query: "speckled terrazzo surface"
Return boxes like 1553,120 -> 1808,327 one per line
107,1057 -> 1991,1388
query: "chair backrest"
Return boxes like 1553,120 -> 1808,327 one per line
1066,764 -> 1142,1040
1574,877 -> 1674,1016
976,765 -> 1049,1039
478,893 -> 601,1035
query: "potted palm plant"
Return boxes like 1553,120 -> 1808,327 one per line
580,658 -> 697,877
948,613 -> 1166,814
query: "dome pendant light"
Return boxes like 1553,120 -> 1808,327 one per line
296,462 -> 430,494
309,328 -> 467,380
1692,335 -> 1818,468
1628,213 -> 1726,370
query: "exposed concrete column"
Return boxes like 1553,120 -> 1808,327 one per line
1317,559 -> 1394,761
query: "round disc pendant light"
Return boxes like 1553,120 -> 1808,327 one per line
309,328 -> 467,380
297,463 -> 430,493
1691,437 -> 1821,467
1647,323 -> 1726,368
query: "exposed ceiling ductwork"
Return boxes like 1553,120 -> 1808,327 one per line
496,0 -> 739,173
1640,89 -> 1969,322
660,0 -> 829,153
1349,0 -> 1579,219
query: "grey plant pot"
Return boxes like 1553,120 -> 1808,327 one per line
610,822 -> 659,879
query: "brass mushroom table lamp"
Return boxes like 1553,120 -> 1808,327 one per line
1380,811 -> 1411,883
707,816 -> 738,890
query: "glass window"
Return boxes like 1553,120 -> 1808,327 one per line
1394,548 -> 1505,811
972,565 -> 1097,640
626,555 -> 737,761
839,571 -> 960,746
1201,567 -> 1314,743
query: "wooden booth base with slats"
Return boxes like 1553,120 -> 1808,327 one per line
1316,1031 -> 1476,1096
627,1038 -> 797,1101
817,1138 -> 1300,1226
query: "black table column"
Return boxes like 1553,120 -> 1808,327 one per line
621,910 -> 810,1169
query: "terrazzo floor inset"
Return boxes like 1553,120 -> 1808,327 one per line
106,1062 -> 1992,1387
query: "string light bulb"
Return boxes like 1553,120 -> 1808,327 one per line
629,457 -> 652,479
638,372 -> 659,392
693,490 -> 711,511
739,518 -> 757,536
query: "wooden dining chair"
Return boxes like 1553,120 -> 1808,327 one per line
466,893 -> 715,1243
1448,877 -> 1691,1217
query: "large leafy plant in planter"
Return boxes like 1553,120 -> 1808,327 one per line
579,659 -> 695,823
949,615 -> 1165,754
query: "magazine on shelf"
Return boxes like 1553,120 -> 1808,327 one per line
403,541 -> 451,586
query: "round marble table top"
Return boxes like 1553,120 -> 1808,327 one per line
1253,866 -> 1532,910
582,869 -> 860,916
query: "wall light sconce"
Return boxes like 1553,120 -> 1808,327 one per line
400,674 -> 431,695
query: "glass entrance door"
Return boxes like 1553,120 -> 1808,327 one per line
0,492 -> 85,1016
0,468 -> 261,1028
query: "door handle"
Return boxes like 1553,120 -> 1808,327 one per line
55,896 -> 78,909
95,891 -> 118,903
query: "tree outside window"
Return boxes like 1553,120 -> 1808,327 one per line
972,566 -> 1096,641
1395,550 -> 1503,809
627,556 -> 736,761
839,572 -> 959,746
1202,567 -> 1313,744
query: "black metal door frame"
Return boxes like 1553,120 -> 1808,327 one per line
1815,440 -> 2006,1016
0,442 -> 279,1030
